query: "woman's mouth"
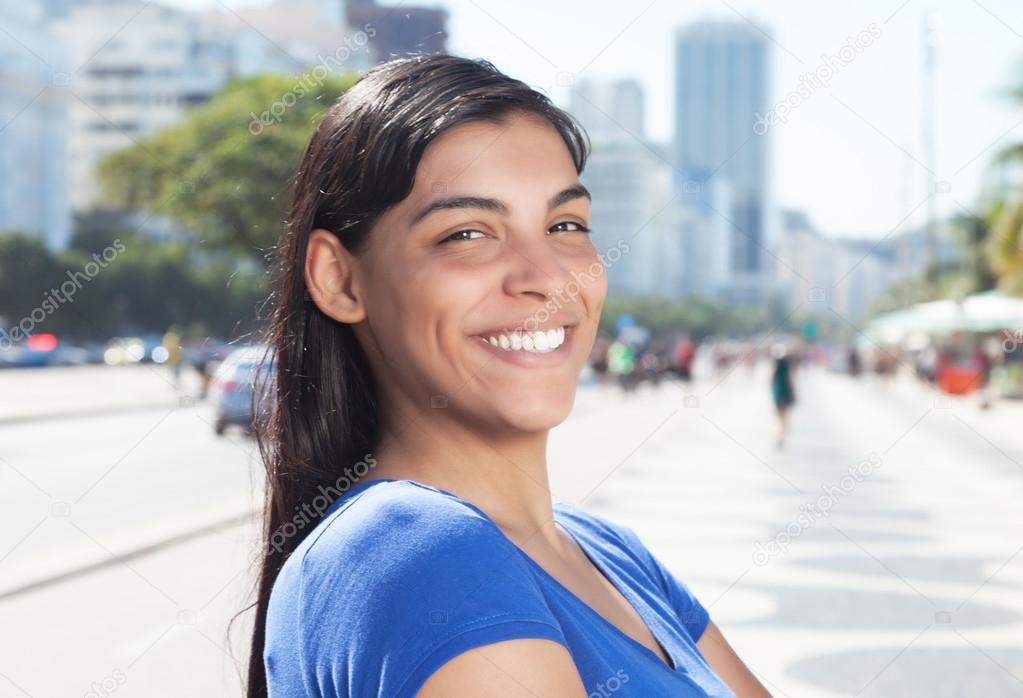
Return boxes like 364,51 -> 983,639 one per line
469,325 -> 576,367
477,326 -> 565,353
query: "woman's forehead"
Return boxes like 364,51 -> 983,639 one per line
404,117 -> 578,205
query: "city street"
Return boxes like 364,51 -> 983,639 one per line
2,361 -> 1022,696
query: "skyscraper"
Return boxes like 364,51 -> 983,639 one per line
570,79 -> 678,297
674,19 -> 773,301
0,0 -> 70,249
568,78 -> 644,144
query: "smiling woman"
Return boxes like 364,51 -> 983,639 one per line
246,54 -> 769,698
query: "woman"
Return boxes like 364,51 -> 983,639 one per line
248,54 -> 770,697
770,343 -> 796,448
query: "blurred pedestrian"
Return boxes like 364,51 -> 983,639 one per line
162,328 -> 183,390
771,343 -> 796,448
607,339 -> 637,393
673,336 -> 695,382
847,346 -> 861,378
974,344 -> 992,409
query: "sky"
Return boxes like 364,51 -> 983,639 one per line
174,0 -> 1023,240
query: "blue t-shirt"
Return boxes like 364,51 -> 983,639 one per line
264,479 -> 735,697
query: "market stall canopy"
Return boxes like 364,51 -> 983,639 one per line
865,291 -> 1023,345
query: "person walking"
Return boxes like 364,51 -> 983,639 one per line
771,343 -> 796,449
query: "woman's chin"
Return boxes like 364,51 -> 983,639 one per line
490,387 -> 576,433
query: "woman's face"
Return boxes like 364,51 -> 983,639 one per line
346,112 -> 606,434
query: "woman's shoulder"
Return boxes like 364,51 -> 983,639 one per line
265,480 -> 566,697
293,479 -> 529,586
269,477 -> 562,636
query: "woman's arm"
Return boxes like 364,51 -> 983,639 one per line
417,638 -> 588,697
696,621 -> 773,697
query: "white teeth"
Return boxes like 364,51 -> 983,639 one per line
478,326 -> 568,354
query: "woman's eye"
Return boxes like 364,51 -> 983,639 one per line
548,221 -> 590,234
439,229 -> 486,244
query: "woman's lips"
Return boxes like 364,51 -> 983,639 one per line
469,325 -> 575,368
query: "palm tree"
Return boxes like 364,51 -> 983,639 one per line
987,192 -> 1023,294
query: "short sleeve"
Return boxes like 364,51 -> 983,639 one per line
265,481 -> 567,698
556,504 -> 710,643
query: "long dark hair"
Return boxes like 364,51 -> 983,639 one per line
243,54 -> 589,696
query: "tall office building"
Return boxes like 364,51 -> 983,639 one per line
571,78 -> 736,299
674,20 -> 773,302
0,0 -> 71,249
569,78 -> 644,144
570,79 -> 679,297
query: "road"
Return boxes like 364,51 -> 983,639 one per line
1,362 -> 1022,696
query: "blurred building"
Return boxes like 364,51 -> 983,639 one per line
346,0 -> 447,63
831,240 -> 894,322
50,2 -> 234,210
676,171 -> 733,298
0,0 -> 71,249
776,208 -> 897,323
37,0 -> 103,18
674,19 -> 774,303
776,209 -> 839,313
571,79 -> 679,297
50,0 -> 371,213
569,78 -> 644,143
205,0 -> 373,75
571,78 -> 737,300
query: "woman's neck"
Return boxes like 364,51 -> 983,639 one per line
368,411 -> 558,542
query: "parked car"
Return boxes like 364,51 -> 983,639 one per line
0,333 -> 59,368
211,345 -> 275,436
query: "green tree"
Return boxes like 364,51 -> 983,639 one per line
0,229 -> 265,342
948,209 -> 997,294
0,231 -> 64,328
97,73 -> 355,265
988,195 -> 1023,294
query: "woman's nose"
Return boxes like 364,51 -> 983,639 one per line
501,230 -> 575,301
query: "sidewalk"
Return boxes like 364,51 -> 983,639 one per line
3,364 -> 1021,695
0,364 -> 205,424
551,365 -> 1023,696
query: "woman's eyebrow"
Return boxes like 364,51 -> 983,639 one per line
410,184 -> 591,225
548,183 -> 591,209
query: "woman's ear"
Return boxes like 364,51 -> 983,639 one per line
305,228 -> 367,324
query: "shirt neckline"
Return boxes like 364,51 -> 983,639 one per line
328,477 -> 679,673
514,509 -> 680,673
